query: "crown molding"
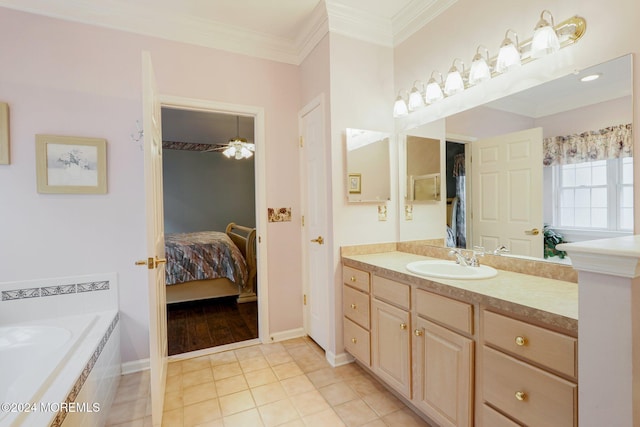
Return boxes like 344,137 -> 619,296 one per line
295,1 -> 330,64
392,0 -> 458,46
325,2 -> 393,47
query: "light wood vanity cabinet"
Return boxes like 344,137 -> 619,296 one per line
342,266 -> 371,365
481,310 -> 578,427
371,275 -> 412,399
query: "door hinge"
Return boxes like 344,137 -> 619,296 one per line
299,136 -> 304,147
304,294 -> 307,305
301,215 -> 305,226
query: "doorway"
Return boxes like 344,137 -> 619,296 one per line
446,141 -> 467,248
160,105 -> 261,356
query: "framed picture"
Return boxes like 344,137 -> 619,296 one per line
348,173 -> 361,194
0,102 -> 9,165
36,135 -> 107,194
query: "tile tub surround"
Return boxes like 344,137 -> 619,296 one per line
342,240 -> 578,283
343,251 -> 578,333
106,337 -> 432,427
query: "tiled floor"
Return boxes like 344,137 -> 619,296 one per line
105,337 -> 432,427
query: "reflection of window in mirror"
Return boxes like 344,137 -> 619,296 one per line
406,136 -> 440,202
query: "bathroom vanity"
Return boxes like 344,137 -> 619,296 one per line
342,249 -> 578,427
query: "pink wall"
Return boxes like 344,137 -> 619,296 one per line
0,8 -> 302,362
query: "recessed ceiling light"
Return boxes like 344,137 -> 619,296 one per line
580,73 -> 601,82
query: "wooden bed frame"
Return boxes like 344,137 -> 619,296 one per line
165,222 -> 257,304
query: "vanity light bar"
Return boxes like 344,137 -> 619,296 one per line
393,12 -> 587,117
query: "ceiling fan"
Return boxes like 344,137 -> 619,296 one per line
162,115 -> 255,159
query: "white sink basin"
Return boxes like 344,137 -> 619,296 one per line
406,260 -> 498,280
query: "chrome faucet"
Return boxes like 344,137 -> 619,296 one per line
448,248 -> 469,266
449,247 -> 485,267
493,245 -> 510,255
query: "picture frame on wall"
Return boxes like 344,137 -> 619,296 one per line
348,173 -> 361,194
36,134 -> 107,194
0,102 -> 9,165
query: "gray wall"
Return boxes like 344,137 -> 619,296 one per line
162,149 -> 256,233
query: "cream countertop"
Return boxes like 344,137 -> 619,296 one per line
342,251 -> 578,333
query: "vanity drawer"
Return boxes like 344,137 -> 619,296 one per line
416,289 -> 473,335
343,285 -> 370,329
483,310 -> 577,378
483,346 -> 577,427
482,404 -> 522,427
343,266 -> 370,293
372,275 -> 410,309
344,317 -> 370,365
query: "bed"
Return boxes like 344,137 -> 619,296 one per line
164,223 -> 257,304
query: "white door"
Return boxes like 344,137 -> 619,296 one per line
300,96 -> 329,350
141,51 -> 168,427
472,128 -> 543,257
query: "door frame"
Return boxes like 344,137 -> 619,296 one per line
159,94 -> 270,344
299,94 -> 330,349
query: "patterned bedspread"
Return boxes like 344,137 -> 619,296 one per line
164,231 -> 248,286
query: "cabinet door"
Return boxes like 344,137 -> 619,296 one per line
413,317 -> 474,427
371,299 -> 411,398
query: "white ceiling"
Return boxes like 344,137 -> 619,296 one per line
0,0 -> 456,64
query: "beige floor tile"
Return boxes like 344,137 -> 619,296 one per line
280,337 -> 309,350
334,399 -> 379,427
238,355 -> 270,373
209,351 -> 238,366
289,389 -> 330,417
264,350 -> 293,366
163,390 -> 184,412
334,363 -> 365,379
161,407 -> 183,427
250,382 -> 288,407
318,382 -> 359,406
296,355 -> 330,373
212,361 -> 243,380
192,419 -> 224,427
167,362 -> 183,378
222,408 -> 264,427
166,374 -> 183,394
280,375 -> 315,396
215,374 -> 249,396
306,367 -> 342,388
345,374 -> 385,397
119,370 -> 150,388
182,398 -> 222,427
360,419 -> 387,427
361,391 -> 403,417
382,408 -> 433,427
286,346 -> 318,361
107,418 -> 146,427
113,380 -> 150,405
234,345 -> 264,361
181,356 -> 213,374
218,390 -> 256,416
182,367 -> 214,389
245,367 -> 278,388
257,399 -> 300,427
106,397 -> 148,425
302,407 -> 346,427
182,381 -> 218,406
259,342 -> 286,355
272,362 -> 304,380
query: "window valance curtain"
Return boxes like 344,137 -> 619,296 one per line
543,123 -> 632,166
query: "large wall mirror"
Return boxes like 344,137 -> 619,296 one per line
346,128 -> 391,202
406,136 -> 441,202
401,54 -> 633,263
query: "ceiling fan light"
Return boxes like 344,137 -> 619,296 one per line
222,146 -> 235,158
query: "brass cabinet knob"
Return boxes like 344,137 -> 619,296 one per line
351,338 -> 357,344
414,329 -> 423,337
400,323 -> 407,330
350,276 -> 356,282
350,303 -> 357,309
515,336 -> 527,346
515,391 -> 527,401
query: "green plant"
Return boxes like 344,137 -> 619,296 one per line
543,225 -> 567,259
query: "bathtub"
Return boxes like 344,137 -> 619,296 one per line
0,311 -> 120,427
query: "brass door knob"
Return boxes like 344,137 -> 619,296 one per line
311,236 -> 324,244
525,228 -> 540,235
515,336 -> 527,346
515,391 -> 527,401
135,257 -> 167,270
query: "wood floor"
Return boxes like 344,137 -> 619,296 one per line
167,296 -> 258,355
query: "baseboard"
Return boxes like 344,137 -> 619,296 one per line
121,358 -> 149,375
326,351 -> 354,367
268,327 -> 306,343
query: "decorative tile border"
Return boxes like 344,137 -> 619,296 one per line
49,312 -> 120,427
1,280 -> 110,301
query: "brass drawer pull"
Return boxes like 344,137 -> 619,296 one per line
515,391 -> 527,401
414,329 -> 423,337
515,336 -> 527,346
350,303 -> 357,309
400,323 -> 407,330
351,338 -> 357,344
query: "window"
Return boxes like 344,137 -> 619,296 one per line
553,157 -> 633,231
